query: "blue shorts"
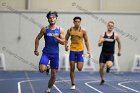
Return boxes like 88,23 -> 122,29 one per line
99,53 -> 114,63
69,51 -> 84,62
39,53 -> 59,69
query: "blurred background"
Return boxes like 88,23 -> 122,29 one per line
0,0 -> 140,72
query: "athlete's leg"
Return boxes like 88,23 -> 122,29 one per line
106,54 -> 114,72
99,63 -> 105,81
77,51 -> 84,71
46,53 -> 59,93
39,64 -> 47,73
106,61 -> 113,68
77,62 -> 83,71
48,69 -> 58,88
39,53 -> 49,73
99,63 -> 105,85
69,51 -> 76,89
70,61 -> 75,86
99,53 -> 106,85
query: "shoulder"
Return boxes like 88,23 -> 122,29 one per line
114,32 -> 119,39
81,27 -> 86,31
59,27 -> 63,30
114,32 -> 118,36
68,27 -> 73,31
81,28 -> 86,34
59,27 -> 64,33
100,32 -> 105,37
67,27 -> 73,33
40,27 -> 46,33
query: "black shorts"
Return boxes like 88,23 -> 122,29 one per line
99,53 -> 114,63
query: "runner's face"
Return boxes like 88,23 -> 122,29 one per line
107,22 -> 114,31
48,16 -> 56,25
74,19 -> 81,28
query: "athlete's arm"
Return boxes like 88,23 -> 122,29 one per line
65,29 -> 70,51
54,27 -> 65,45
115,33 -> 121,56
83,29 -> 90,54
34,27 -> 45,56
98,33 -> 105,47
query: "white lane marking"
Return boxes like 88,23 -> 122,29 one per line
0,77 -> 42,93
24,72 -> 36,93
105,82 -> 127,92
85,80 -> 128,93
18,79 -> 66,93
85,81 -> 103,93
18,78 -> 93,93
53,84 -> 63,93
18,79 -> 46,93
18,82 -> 21,93
118,81 -> 140,93
55,78 -> 93,93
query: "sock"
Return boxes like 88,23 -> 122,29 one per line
46,88 -> 51,92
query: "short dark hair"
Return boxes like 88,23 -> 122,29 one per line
73,16 -> 82,21
46,11 -> 58,18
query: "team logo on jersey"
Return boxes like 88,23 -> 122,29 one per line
104,38 -> 114,42
47,33 -> 59,36
47,33 -> 54,36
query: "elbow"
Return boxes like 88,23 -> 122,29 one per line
85,40 -> 88,43
62,40 -> 65,45
62,43 -> 65,45
35,38 -> 39,43
98,43 -> 101,47
61,42 -> 65,45
60,40 -> 65,45
35,37 -> 39,41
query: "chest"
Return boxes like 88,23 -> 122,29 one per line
70,31 -> 83,38
45,29 -> 60,37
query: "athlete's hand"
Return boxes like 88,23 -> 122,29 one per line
87,51 -> 91,58
53,34 -> 59,39
118,52 -> 121,56
100,38 -> 105,43
65,46 -> 69,51
98,38 -> 105,46
34,50 -> 39,56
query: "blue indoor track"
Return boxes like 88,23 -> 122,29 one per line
0,71 -> 140,93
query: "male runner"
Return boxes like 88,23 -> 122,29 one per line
34,11 -> 65,93
98,21 -> 121,85
65,16 -> 90,90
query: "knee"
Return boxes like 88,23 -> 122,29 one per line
70,69 -> 75,72
77,68 -> 82,71
39,67 -> 46,73
77,62 -> 83,71
107,65 -> 112,68
107,63 -> 113,68
39,64 -> 47,73
70,66 -> 75,72
100,67 -> 104,71
39,69 -> 45,73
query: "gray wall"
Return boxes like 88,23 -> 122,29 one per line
1,0 -> 140,11
0,11 -> 140,71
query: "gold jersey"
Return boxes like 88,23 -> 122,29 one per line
69,27 -> 84,51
